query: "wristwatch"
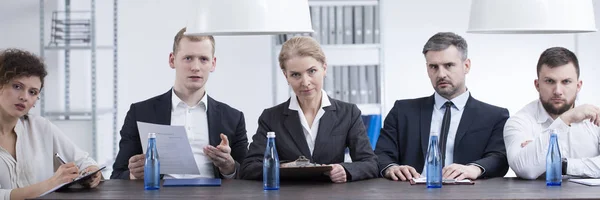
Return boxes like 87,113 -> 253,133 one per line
562,158 -> 568,175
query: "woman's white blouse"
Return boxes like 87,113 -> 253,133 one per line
0,115 -> 97,200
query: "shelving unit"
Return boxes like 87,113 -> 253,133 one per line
39,0 -> 118,160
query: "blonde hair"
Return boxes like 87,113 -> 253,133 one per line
172,27 -> 216,55
278,36 -> 326,70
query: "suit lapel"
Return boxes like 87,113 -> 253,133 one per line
207,96 -> 221,146
312,97 -> 337,162
282,100 -> 313,160
454,95 -> 477,151
420,95 -> 435,159
155,89 -> 172,125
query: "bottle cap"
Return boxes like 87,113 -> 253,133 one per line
267,132 -> 276,138
148,132 -> 156,138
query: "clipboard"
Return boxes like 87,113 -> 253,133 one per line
280,165 -> 333,179
39,166 -> 106,197
409,177 -> 475,185
280,156 -> 333,180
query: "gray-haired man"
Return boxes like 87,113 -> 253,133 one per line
375,32 -> 510,181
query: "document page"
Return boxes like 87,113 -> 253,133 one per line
137,122 -> 200,175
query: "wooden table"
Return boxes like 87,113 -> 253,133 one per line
34,178 -> 600,199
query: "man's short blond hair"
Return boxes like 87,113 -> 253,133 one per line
172,27 -> 216,55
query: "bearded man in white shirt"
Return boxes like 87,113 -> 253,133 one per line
504,47 -> 600,179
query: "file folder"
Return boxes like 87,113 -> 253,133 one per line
353,6 -> 363,44
310,6 -> 321,43
335,6 -> 344,44
320,6 -> 329,44
163,178 -> 222,187
349,66 -> 360,103
363,5 -> 375,44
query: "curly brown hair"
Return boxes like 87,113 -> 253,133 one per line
0,48 -> 48,89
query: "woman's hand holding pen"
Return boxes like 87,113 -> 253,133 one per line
49,162 -> 79,187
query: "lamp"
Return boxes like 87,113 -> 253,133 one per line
467,0 -> 597,34
185,0 -> 313,36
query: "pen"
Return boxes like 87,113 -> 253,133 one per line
55,153 -> 86,176
54,153 -> 67,165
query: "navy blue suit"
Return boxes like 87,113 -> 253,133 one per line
375,94 -> 509,178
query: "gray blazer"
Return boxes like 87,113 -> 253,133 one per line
241,96 -> 378,182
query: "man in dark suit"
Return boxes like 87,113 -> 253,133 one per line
111,28 -> 248,180
375,32 -> 509,181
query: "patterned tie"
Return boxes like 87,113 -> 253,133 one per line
439,101 -> 453,167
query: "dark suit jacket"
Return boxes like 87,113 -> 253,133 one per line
375,94 -> 509,178
110,89 -> 248,179
240,97 -> 378,182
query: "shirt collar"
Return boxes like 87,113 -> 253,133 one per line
289,89 -> 331,111
171,88 -> 208,110
434,90 -> 470,111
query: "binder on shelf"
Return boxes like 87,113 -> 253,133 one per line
374,5 -> 380,43
375,65 -> 381,103
334,66 -> 343,100
358,65 -> 369,104
353,6 -> 364,44
349,65 -> 360,104
328,7 -> 336,45
343,6 -> 354,44
320,6 -> 329,44
363,5 -> 375,44
335,6 -> 344,44
366,65 -> 378,104
310,6 -> 321,43
325,66 -> 335,98
341,66 -> 350,102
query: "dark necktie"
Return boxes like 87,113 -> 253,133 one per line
439,101 -> 453,167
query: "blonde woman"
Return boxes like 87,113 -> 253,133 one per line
241,37 -> 378,183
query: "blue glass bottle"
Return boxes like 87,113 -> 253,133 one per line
263,131 -> 280,190
426,131 -> 442,188
144,133 -> 160,190
546,130 -> 562,186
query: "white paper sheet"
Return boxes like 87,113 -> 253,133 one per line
412,177 -> 472,184
137,122 -> 200,175
569,179 -> 600,186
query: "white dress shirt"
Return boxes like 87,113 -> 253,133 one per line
504,99 -> 600,179
288,89 -> 331,155
0,115 -> 97,200
421,91 -> 470,176
166,89 -> 234,179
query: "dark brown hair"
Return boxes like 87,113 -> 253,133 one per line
0,48 -> 48,89
537,47 -> 580,78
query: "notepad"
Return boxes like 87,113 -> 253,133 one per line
39,166 -> 106,197
410,177 -> 474,185
569,179 -> 600,186
163,178 -> 221,187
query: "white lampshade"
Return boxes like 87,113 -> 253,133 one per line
468,0 -> 597,34
185,0 -> 313,36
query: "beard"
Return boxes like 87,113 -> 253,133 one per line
434,79 -> 461,99
541,96 -> 575,116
